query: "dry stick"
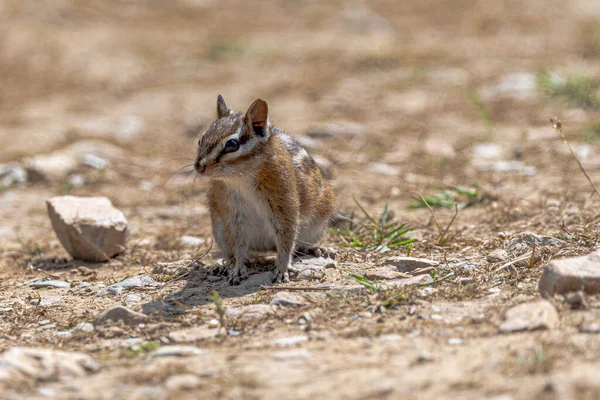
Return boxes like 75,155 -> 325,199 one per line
259,285 -> 332,292
551,118 -> 600,199
494,253 -> 534,273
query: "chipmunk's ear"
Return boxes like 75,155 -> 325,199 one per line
216,94 -> 230,119
245,99 -> 269,137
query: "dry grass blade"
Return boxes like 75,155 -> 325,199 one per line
551,118 -> 600,198
417,193 -> 460,246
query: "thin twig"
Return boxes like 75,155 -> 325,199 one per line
551,118 -> 600,198
494,254 -> 533,273
259,285 -> 333,292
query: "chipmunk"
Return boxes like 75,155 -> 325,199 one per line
194,94 -> 336,285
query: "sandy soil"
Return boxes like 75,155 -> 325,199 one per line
1,0 -> 600,399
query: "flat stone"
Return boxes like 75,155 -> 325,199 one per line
93,306 -> 147,326
150,346 -> 205,358
47,196 -> 128,262
25,152 -> 78,182
0,347 -> 99,386
383,257 -> 439,273
168,326 -> 219,343
384,274 -> 433,289
0,162 -> 27,187
98,276 -> 163,296
271,291 -> 309,307
539,250 -> 600,297
487,249 -> 509,262
226,304 -> 273,320
292,256 -> 334,280
328,285 -> 365,295
499,301 -> 559,333
509,232 -> 565,254
39,296 -> 62,306
363,267 -> 411,280
27,279 -> 70,289
124,293 -> 143,307
367,162 -> 399,176
165,374 -> 201,391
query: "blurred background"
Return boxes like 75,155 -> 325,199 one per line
1,0 -> 600,242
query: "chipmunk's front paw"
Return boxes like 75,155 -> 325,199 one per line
227,263 -> 249,286
272,269 -> 290,284
299,247 -> 337,259
209,265 -> 229,277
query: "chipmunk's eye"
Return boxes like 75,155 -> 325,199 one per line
224,139 -> 239,153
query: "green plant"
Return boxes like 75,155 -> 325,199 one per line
347,272 -> 380,294
331,196 -> 416,253
209,290 -> 226,333
409,186 -> 480,209
207,39 -> 243,60
538,71 -> 600,109
468,89 -> 495,138
581,122 -> 600,143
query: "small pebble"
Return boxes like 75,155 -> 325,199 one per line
208,319 -> 220,329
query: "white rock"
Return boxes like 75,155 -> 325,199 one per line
474,160 -> 536,176
487,249 -> 509,262
82,154 -> 109,170
47,196 -> 128,262
0,347 -> 99,385
124,293 -> 142,306
207,318 -> 219,328
168,326 -> 219,343
0,163 -> 27,187
68,174 -> 85,187
98,276 -> 163,296
24,140 -> 124,182
117,115 -> 145,141
150,346 -> 205,358
25,152 -> 78,182
472,143 -> 504,161
499,301 -> 559,333
225,304 -> 273,321
272,292 -> 309,307
367,162 -> 399,177
27,279 -> 70,289
539,250 -> 600,297
480,73 -> 536,99
180,235 -> 205,247
165,374 -> 201,391
73,322 -> 94,333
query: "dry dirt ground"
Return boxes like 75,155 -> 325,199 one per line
2,0 -> 600,399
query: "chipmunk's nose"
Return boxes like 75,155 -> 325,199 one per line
194,160 -> 206,174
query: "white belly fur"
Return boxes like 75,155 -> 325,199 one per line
227,180 -> 277,252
